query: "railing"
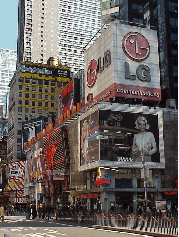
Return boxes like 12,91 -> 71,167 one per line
92,212 -> 178,236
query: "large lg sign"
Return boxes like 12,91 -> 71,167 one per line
87,32 -> 152,87
123,32 -> 151,82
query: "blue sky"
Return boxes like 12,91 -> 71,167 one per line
0,0 -> 19,50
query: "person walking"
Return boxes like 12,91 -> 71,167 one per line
26,203 -> 31,219
0,204 -> 5,222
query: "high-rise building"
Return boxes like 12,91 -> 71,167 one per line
0,49 -> 17,117
17,0 -> 101,74
7,60 -> 70,161
100,0 -> 178,107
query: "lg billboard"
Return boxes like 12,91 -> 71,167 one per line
84,22 -> 161,103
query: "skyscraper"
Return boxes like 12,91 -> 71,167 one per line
17,0 -> 101,74
100,0 -> 178,107
0,49 -> 17,117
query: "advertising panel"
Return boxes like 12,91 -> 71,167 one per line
80,110 -> 99,166
84,21 -> 161,102
99,110 -> 160,164
20,63 -> 70,81
43,127 -> 65,172
21,117 -> 44,157
7,161 -> 25,192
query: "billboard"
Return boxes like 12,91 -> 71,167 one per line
7,161 -> 25,192
99,110 -> 160,163
80,110 -> 99,166
84,21 -> 161,103
21,117 -> 44,157
43,127 -> 65,172
79,104 -> 164,169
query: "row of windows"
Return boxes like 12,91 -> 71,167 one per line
19,77 -> 57,86
19,85 -> 56,93
18,100 -> 55,107
19,93 -> 56,100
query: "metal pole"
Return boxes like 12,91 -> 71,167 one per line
35,182 -> 38,212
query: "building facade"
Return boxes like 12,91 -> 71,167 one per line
7,61 -> 70,161
100,0 -> 178,107
0,49 -> 17,117
17,0 -> 101,73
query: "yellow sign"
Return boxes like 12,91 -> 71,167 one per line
73,191 -> 78,197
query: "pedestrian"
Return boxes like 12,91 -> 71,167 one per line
32,204 -> 37,219
26,203 -> 31,219
0,204 -> 5,222
45,204 -> 51,220
42,203 -> 46,219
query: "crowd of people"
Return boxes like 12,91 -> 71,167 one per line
26,203 -> 54,220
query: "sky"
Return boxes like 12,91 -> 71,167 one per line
0,0 -> 19,50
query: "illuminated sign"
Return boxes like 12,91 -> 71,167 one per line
122,32 -> 150,62
96,175 -> 111,187
164,191 -> 178,195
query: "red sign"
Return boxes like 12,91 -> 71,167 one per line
164,191 -> 178,195
78,193 -> 98,199
96,177 -> 111,187
122,32 -> 150,62
87,59 -> 98,88
61,80 -> 73,99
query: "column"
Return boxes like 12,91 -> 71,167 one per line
153,170 -> 162,204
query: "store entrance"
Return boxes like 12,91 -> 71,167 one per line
115,192 -> 133,215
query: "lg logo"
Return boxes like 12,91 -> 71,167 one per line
123,32 -> 151,82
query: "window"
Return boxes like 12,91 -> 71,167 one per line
45,102 -> 48,107
17,145 -> 21,151
32,101 -> 35,106
32,94 -> 36,98
51,88 -> 55,93
44,80 -> 49,85
19,92 -> 22,97
19,100 -> 22,104
45,88 -> 48,93
170,18 -> 178,27
38,80 -> 43,85
32,79 -> 36,84
32,87 -> 36,91
45,95 -> 48,100
25,93 -> 29,98
26,86 -> 29,91
17,130 -> 21,135
25,78 -> 30,83
32,108 -> 35,113
25,108 -> 29,113
19,85 -> 22,90
38,101 -> 42,106
39,87 -> 42,92
51,103 -> 54,107
18,107 -> 22,112
17,138 -> 21,143
25,100 -> 29,105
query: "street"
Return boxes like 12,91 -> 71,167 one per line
0,216 -> 154,237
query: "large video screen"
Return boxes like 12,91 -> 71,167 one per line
99,110 -> 160,164
80,110 -> 99,166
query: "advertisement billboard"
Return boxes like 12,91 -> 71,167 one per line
80,110 -> 99,166
99,110 -> 160,164
84,21 -> 161,103
79,103 -> 164,170
21,117 -> 44,157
